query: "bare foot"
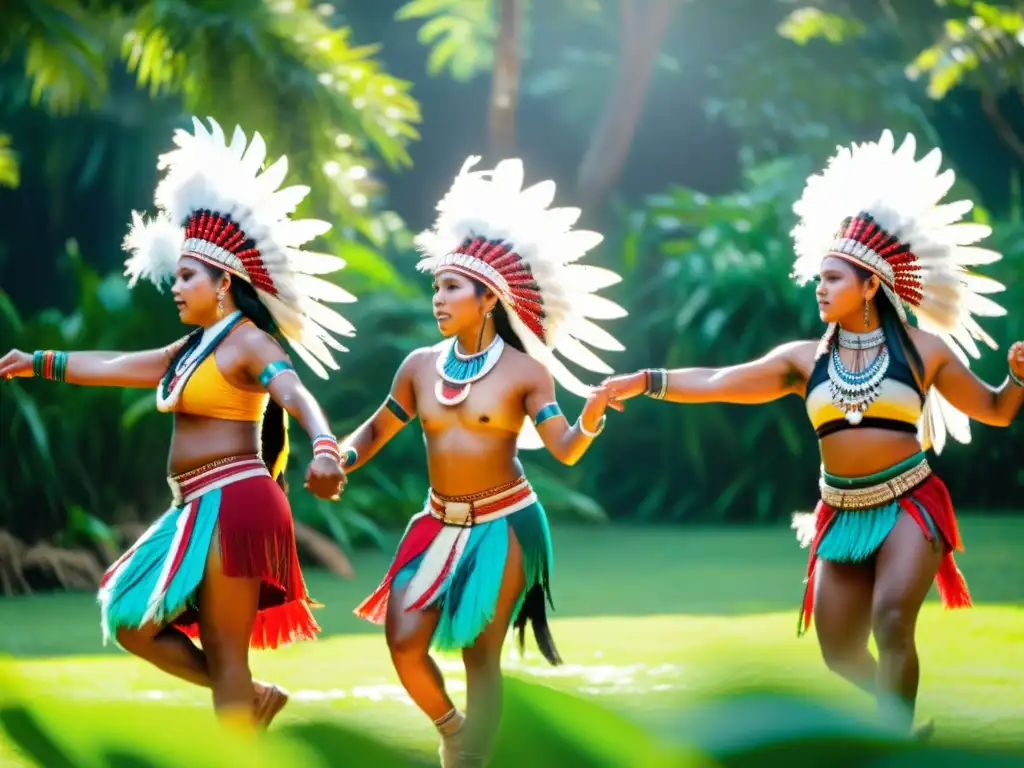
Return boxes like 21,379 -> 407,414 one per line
253,681 -> 290,729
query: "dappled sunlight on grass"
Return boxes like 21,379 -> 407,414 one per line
2,520 -> 1023,765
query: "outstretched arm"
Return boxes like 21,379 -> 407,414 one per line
0,338 -> 190,388
602,340 -> 814,405
337,350 -> 421,472
930,339 -> 1024,427
523,367 -> 619,466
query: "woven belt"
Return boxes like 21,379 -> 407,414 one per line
428,476 -> 536,527
168,455 -> 269,506
819,459 -> 932,510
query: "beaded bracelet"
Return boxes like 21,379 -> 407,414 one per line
33,350 -> 68,382
578,415 -> 606,438
312,433 -> 341,462
643,368 -> 668,399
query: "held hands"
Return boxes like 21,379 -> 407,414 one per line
0,350 -> 33,380
600,371 -> 648,403
1010,341 -> 1024,384
579,384 -> 623,434
304,455 -> 346,501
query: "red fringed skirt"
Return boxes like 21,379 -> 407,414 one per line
98,455 -> 319,650
798,473 -> 971,636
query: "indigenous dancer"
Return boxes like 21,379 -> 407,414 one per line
601,130 -> 1024,735
0,117 -> 354,731
344,157 -> 626,766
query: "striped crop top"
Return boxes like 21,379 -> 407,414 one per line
805,347 -> 925,439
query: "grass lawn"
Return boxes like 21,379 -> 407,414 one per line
1,517 -> 1022,765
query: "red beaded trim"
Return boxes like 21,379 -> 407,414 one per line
833,214 -> 923,307
445,236 -> 548,343
184,209 -> 278,296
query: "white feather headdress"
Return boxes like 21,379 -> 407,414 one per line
415,156 -> 627,446
122,116 -> 355,378
791,129 -> 1007,452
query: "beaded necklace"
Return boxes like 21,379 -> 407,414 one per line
828,327 -> 889,424
434,334 -> 505,405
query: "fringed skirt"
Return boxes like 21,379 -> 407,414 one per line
98,455 -> 319,650
795,451 -> 971,636
355,476 -> 560,664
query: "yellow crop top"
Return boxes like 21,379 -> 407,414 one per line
176,351 -> 269,422
805,347 -> 924,438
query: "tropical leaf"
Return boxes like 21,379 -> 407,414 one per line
0,0 -> 112,114
396,0 -> 499,81
0,135 -> 19,189
777,7 -> 866,45
906,3 -> 1024,98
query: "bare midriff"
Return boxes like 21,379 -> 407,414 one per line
168,414 -> 261,475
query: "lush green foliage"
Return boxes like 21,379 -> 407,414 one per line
1,0 -> 1022,557
2,660 -> 1023,767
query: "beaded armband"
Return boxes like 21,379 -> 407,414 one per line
643,368 -> 668,399
534,402 -> 563,426
312,433 -> 341,463
386,395 -> 411,423
258,360 -> 296,388
33,350 -> 68,382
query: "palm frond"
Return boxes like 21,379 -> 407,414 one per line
1,0 -> 112,114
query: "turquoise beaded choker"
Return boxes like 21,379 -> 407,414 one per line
434,335 -> 505,405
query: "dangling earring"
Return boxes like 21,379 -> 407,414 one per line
863,299 -> 870,329
217,291 -> 225,319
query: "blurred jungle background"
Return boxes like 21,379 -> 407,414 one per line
0,1 -> 1022,766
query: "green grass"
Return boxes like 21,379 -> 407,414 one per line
1,518 -> 1023,766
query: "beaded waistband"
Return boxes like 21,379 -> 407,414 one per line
168,454 -> 269,506
428,476 -> 536,527
819,453 -> 931,510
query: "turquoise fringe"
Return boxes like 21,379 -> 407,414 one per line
98,490 -> 221,646
817,495 -> 939,564
395,501 -> 553,651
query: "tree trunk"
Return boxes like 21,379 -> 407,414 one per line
488,0 -> 523,159
575,0 -> 678,210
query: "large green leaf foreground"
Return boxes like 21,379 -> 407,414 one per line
1,662 -> 1021,768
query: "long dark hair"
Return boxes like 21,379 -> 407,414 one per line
185,263 -> 290,489
852,264 -> 926,388
471,279 -> 525,352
